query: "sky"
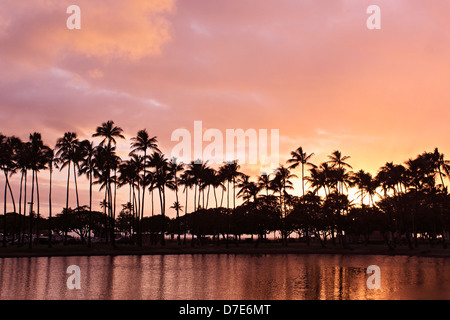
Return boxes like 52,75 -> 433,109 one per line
1,0 -> 450,218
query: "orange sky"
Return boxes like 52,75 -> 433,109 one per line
1,0 -> 450,217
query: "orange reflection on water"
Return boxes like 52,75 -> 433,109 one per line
0,254 -> 448,300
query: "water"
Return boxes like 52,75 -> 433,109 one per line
0,254 -> 449,300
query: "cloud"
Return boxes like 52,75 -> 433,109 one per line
0,0 -> 175,65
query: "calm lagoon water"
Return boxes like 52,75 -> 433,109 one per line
0,254 -> 448,300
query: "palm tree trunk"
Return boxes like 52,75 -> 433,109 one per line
162,185 -> 166,246
35,172 -> 40,244
214,188 -> 218,208
233,178 -> 236,210
206,185 -> 211,209
48,165 -> 53,248
29,170 -> 35,249
139,151 -> 147,246
220,186 -> 225,207
73,164 -> 80,209
158,185 -> 164,244
109,179 -> 116,248
6,175 -> 16,215
3,171 -> 7,247
151,189 -> 154,217
184,186 -> 188,245
174,182 -> 181,245
104,187 -> 109,244
88,168 -> 92,247
22,171 -> 27,245
302,163 -> 305,197
113,170 -> 117,246
17,171 -> 24,244
194,183 -> 197,212
64,161 -> 71,244
227,180 -> 230,209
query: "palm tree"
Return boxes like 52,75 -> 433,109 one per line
432,148 -> 450,189
258,173 -> 271,197
0,134 -> 18,246
272,165 -> 296,245
149,152 -> 173,246
220,160 -> 242,209
168,158 -> 184,244
327,150 -> 352,195
92,120 -> 125,148
94,144 -> 121,247
46,148 -> 54,248
180,171 -> 193,215
14,139 -> 30,244
352,170 -> 380,206
55,132 -> 79,244
306,163 -> 330,196
79,140 -> 96,246
28,133 -> 51,247
287,146 -> 314,197
237,174 -> 261,204
130,129 -> 160,246
170,201 -> 183,214
208,168 -> 224,208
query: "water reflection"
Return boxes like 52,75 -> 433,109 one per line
0,254 -> 448,300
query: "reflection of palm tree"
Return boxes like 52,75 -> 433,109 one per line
287,146 -> 314,197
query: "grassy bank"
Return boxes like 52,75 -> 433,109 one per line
1,241 -> 449,258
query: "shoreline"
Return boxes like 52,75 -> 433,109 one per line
1,242 -> 449,259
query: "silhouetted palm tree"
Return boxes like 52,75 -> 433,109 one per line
432,148 -> 450,189
92,120 -> 125,148
28,133 -> 51,247
287,146 -> 314,197
327,150 -> 352,195
14,138 -> 30,244
168,158 -> 184,244
55,131 -> 79,244
46,148 -> 54,248
94,144 -> 121,246
352,170 -> 380,206
272,165 -> 296,245
130,129 -> 159,246
220,160 -> 242,210
150,152 -> 173,245
258,173 -> 271,197
79,140 -> 96,246
237,174 -> 261,204
1,134 -> 20,246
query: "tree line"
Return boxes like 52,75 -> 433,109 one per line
1,120 -> 450,250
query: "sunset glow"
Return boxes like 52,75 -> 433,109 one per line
1,0 -> 450,217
